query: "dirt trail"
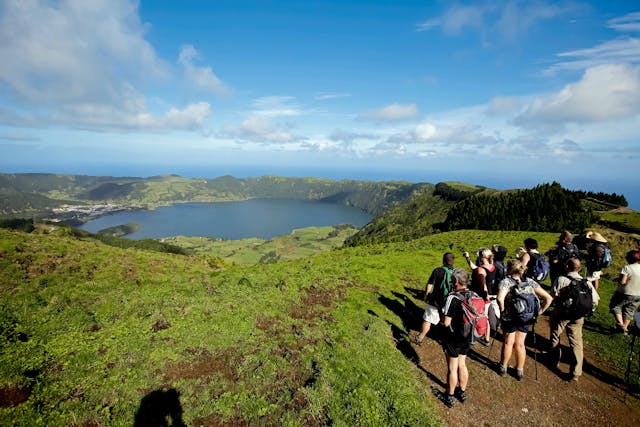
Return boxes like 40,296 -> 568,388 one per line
397,290 -> 640,426
390,288 -> 640,426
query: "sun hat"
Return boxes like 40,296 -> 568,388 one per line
585,231 -> 607,243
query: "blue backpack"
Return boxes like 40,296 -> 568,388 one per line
505,278 -> 540,324
529,253 -> 550,283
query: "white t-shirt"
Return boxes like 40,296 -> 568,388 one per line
618,263 -> 640,296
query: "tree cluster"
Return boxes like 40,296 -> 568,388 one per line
440,182 -> 597,233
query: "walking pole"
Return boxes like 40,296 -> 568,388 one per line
532,318 -> 539,381
625,332 -> 637,402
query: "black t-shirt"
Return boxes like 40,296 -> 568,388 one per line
427,265 -> 453,306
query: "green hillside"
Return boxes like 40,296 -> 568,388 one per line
347,181 -> 629,246
1,224 -> 638,426
0,173 -> 433,219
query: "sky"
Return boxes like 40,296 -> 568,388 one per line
0,0 -> 639,204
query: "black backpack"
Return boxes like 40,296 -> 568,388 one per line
556,278 -> 594,320
556,243 -> 580,264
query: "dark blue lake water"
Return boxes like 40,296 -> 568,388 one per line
78,199 -> 373,240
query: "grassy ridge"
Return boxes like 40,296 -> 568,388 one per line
1,227 -> 637,426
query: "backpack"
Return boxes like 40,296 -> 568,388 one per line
505,278 -> 540,324
588,242 -> 612,271
556,243 -> 580,263
453,290 -> 488,343
528,252 -> 550,283
433,265 -> 454,306
556,278 -> 594,320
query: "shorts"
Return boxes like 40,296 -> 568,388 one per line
609,291 -> 640,320
422,304 -> 441,325
586,270 -> 602,281
443,339 -> 470,358
501,320 -> 531,334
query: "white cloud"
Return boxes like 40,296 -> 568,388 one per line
0,0 -> 167,106
607,12 -> 640,33
517,64 -> 640,127
417,1 -> 578,43
0,0 -> 213,132
546,37 -> 640,75
416,5 -> 484,35
486,96 -> 522,115
251,96 -> 304,117
223,116 -> 302,144
178,44 -> 231,96
314,92 -> 351,100
358,103 -> 420,122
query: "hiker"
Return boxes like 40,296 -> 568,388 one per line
547,231 -> 580,285
609,250 -> 640,335
414,253 -> 456,345
585,231 -> 610,291
520,238 -> 550,283
441,268 -> 476,408
492,244 -> 508,285
549,258 -> 599,381
464,248 -> 495,346
496,259 -> 553,380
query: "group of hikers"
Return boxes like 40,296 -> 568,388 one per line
411,231 -> 640,408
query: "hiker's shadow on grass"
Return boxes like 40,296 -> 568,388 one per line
583,319 -> 614,335
134,388 -> 186,427
403,286 -> 424,301
377,293 -> 446,388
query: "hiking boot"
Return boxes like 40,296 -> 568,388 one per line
496,363 -> 507,377
516,368 -> 524,381
477,336 -> 490,347
443,394 -> 455,408
412,334 -> 424,346
454,387 -> 467,403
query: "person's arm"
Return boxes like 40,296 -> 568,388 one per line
521,252 -> 531,271
619,274 -> 629,286
534,286 -> 553,314
443,315 -> 452,328
497,288 -> 508,312
463,252 -> 477,270
424,283 -> 434,302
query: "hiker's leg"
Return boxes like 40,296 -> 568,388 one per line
458,355 -> 468,391
566,319 -> 584,377
417,321 -> 431,341
501,332 -> 515,367
549,313 -> 565,350
514,331 -> 527,370
446,355 -> 459,395
549,315 -> 565,367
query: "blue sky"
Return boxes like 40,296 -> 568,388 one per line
1,1 -> 639,201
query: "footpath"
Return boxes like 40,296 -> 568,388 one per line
404,301 -> 640,426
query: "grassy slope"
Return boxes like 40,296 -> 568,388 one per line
161,225 -> 361,265
2,226 -> 638,426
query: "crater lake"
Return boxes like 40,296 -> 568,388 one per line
78,199 -> 373,240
